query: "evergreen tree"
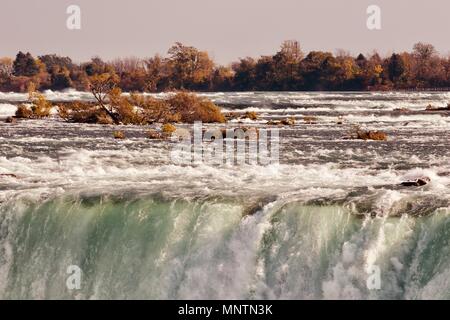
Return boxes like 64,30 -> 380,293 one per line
13,51 -> 39,76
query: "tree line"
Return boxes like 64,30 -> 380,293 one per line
1,41 -> 449,92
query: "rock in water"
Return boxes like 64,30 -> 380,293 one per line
5,117 -> 17,124
0,173 -> 18,178
401,177 -> 430,187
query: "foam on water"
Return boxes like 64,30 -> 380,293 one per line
0,91 -> 449,299
0,104 -> 18,117
1,197 -> 449,299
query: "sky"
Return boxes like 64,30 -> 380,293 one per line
1,0 -> 449,64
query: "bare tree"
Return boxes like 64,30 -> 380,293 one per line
89,73 -> 121,124
0,57 -> 13,77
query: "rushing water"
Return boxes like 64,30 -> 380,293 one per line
0,91 -> 449,299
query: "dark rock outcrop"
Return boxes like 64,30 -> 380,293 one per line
401,177 -> 430,187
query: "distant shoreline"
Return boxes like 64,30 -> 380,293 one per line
2,42 -> 450,93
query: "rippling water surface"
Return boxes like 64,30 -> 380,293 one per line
0,91 -> 449,299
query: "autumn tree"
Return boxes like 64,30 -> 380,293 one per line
167,42 -> 214,90
144,55 -> 170,92
272,40 -> 304,90
110,57 -> 144,74
413,42 -> 436,61
334,52 -> 361,89
89,73 -> 121,124
300,51 -> 340,90
110,57 -> 148,92
211,66 -> 234,91
411,42 -> 444,87
356,52 -> 384,89
231,57 -> 256,91
0,58 -> 13,77
0,57 -> 13,89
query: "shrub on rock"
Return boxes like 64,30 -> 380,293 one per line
15,84 -> 52,119
224,112 -> 240,121
349,126 -> 388,141
303,116 -> 317,124
30,93 -> 52,118
356,130 -> 388,141
28,83 -> 52,118
281,117 -> 296,126
113,131 -> 125,139
146,129 -> 163,140
135,96 -> 179,124
57,90 -> 225,125
162,123 -> 176,135
244,111 -> 258,120
166,92 -> 225,123
15,105 -> 33,118
58,102 -> 106,124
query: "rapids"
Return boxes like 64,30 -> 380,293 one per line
0,91 -> 449,299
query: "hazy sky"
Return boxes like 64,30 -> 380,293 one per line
1,0 -> 449,64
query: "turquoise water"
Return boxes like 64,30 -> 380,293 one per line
1,195 -> 449,300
